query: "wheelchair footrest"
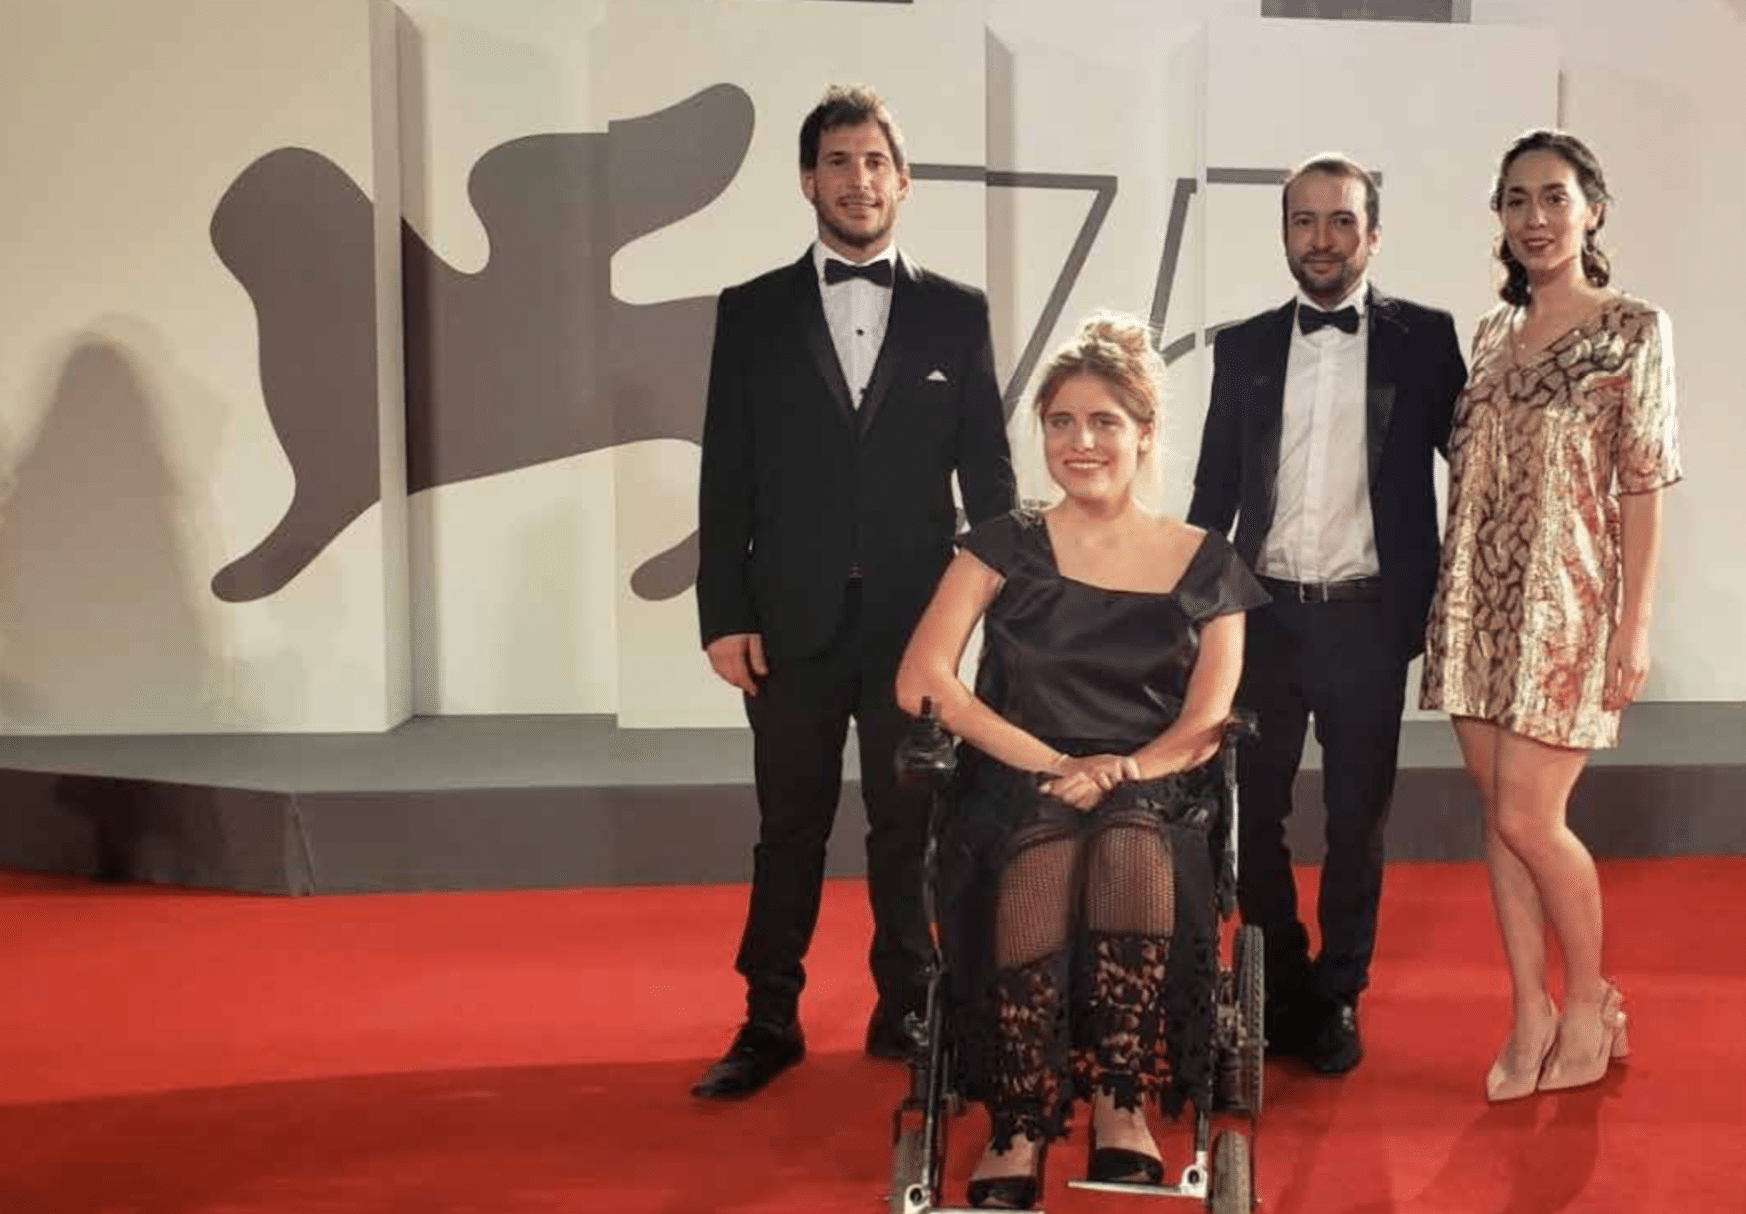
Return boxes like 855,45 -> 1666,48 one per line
1066,1152 -> 1211,1200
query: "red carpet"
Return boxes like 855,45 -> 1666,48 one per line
1,859 -> 1742,1214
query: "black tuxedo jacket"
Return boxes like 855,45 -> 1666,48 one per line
697,249 -> 1015,660
1186,286 -> 1466,660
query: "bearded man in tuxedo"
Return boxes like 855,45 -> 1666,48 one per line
691,84 -> 1015,1100
1188,154 -> 1466,1075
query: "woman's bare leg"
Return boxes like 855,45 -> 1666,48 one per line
1485,725 -> 1609,1073
1452,717 -> 1560,1082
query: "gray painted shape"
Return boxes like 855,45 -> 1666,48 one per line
209,149 -> 383,603
1149,176 -> 1199,356
209,86 -> 754,603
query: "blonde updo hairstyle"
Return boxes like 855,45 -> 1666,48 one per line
1031,313 -> 1165,446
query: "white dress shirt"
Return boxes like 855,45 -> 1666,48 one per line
1259,280 -> 1379,582
813,240 -> 896,408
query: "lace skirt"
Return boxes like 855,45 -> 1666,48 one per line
939,743 -> 1222,1149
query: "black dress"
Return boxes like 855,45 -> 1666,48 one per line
941,509 -> 1268,1148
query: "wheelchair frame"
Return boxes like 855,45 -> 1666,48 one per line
887,705 -> 1263,1214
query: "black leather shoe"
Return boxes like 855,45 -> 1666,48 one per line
1308,1001 -> 1363,1075
689,1021 -> 805,1099
864,1003 -> 919,1061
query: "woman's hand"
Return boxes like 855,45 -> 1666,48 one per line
1603,616 -> 1651,711
1040,754 -> 1140,812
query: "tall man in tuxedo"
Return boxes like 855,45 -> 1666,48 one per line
691,85 -> 1015,1099
1188,155 -> 1466,1074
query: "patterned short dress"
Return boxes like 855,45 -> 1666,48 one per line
1421,294 -> 1682,749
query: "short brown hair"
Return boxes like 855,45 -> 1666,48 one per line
1282,153 -> 1380,232
798,84 -> 906,172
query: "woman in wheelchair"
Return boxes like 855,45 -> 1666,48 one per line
896,314 -> 1268,1210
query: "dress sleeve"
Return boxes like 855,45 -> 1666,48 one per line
1614,307 -> 1683,495
955,508 -> 1031,576
1179,530 -> 1271,624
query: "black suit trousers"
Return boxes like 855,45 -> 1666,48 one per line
1237,593 -> 1408,1005
734,581 -> 929,1027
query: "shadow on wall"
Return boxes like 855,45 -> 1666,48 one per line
0,332 -> 217,731
208,83 -> 755,608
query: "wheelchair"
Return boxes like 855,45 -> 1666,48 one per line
886,701 -> 1263,1214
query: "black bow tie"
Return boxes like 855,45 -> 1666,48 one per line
824,257 -> 894,288
1298,304 -> 1360,336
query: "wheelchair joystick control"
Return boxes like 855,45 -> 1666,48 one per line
895,696 -> 957,792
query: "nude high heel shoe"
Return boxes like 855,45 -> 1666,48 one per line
1485,992 -> 1558,1103
1538,980 -> 1630,1093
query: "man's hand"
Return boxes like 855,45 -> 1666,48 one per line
1040,754 -> 1140,812
706,632 -> 768,696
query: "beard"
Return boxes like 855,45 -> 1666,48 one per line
1288,253 -> 1361,305
814,195 -> 893,253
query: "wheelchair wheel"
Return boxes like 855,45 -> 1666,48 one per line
1233,923 -> 1265,1115
1216,924 -> 1265,1115
1208,1129 -> 1252,1213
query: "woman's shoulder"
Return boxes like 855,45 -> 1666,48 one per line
1473,301 -> 1514,338
959,505 -> 1050,573
1593,292 -> 1672,358
1606,292 -> 1670,334
1165,518 -> 1269,616
1162,517 -> 1218,560
974,504 -> 1051,543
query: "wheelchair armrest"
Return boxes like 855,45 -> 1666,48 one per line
895,696 -> 958,792
1222,707 -> 1260,743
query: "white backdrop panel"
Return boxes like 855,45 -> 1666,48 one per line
0,0 -> 407,732
395,0 -> 618,715
983,4 -> 1208,514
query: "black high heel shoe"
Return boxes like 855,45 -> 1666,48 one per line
967,1140 -> 1048,1210
1087,1126 -> 1164,1185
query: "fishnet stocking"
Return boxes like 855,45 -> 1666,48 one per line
982,808 -> 1178,1145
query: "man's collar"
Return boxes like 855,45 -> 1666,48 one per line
1295,278 -> 1370,317
813,239 -> 899,283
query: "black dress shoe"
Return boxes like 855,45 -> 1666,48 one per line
690,1021 -> 805,1099
1308,1001 -> 1363,1075
864,1004 -> 919,1061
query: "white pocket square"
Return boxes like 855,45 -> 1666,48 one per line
926,369 -> 949,382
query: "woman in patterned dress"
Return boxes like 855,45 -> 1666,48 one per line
1422,130 -> 1681,1101
897,315 -> 1267,1208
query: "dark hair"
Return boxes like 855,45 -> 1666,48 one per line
1490,129 -> 1612,305
1281,154 -> 1380,232
798,84 -> 907,172
1033,313 -> 1164,429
